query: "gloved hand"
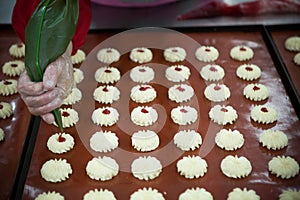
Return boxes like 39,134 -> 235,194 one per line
18,43 -> 74,124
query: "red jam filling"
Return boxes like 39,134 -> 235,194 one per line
139,68 -> 146,72
17,44 -> 23,48
62,111 -> 70,117
240,47 -> 247,51
102,87 -> 109,92
10,64 -> 18,67
214,85 -> 221,91
102,109 -> 111,115
139,86 -> 151,91
261,107 -> 268,113
106,49 -> 112,53
4,81 -> 12,85
104,69 -> 112,73
245,66 -> 253,71
0,105 -> 3,109
137,49 -> 144,53
221,108 -> 228,112
176,86 -> 185,92
253,86 -> 260,91
180,108 -> 188,113
205,48 -> 211,52
141,108 -> 149,113
209,66 -> 217,72
175,67 -> 182,71
172,49 -> 178,52
58,134 -> 66,142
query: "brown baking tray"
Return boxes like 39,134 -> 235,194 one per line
20,26 -> 300,199
0,28 -> 33,199
265,24 -> 300,118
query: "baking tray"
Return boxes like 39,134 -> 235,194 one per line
0,27 -> 34,199
19,26 -> 300,199
265,24 -> 300,118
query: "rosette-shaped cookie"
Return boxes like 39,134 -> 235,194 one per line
251,105 -> 277,124
83,188 -> 116,200
230,45 -> 254,61
97,48 -> 120,64
236,64 -> 261,81
179,188 -> 213,200
200,64 -> 225,81
209,105 -> 238,125
40,158 -> 72,183
268,156 -> 299,179
204,83 -> 231,102
215,129 -> 244,151
71,49 -> 86,64
171,106 -> 198,125
0,101 -> 13,119
131,156 -> 162,181
259,130 -> 288,150
177,155 -> 208,179
62,87 -> 82,105
95,66 -> 120,84
2,60 -> 25,77
173,130 -> 202,151
221,155 -> 252,179
129,47 -> 153,64
86,156 -> 119,181
164,47 -> 186,62
130,188 -> 165,200
243,83 -> 268,101
285,36 -> 300,52
130,85 -> 157,103
165,65 -> 191,82
47,132 -> 75,154
90,131 -> 119,153
227,188 -> 260,200
131,106 -> 158,126
93,85 -> 120,104
9,42 -> 25,58
195,46 -> 219,62
0,79 -> 18,96
131,130 -> 159,152
168,84 -> 194,103
92,107 -> 119,126
130,65 -> 155,83
35,191 -> 64,200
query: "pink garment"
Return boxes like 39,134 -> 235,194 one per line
91,0 -> 176,7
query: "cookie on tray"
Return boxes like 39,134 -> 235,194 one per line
179,188 -> 213,200
63,87 -> 82,105
0,128 -> 4,142
221,155 -> 252,179
230,45 -> 254,61
130,85 -> 157,103
195,46 -> 219,62
2,60 -> 25,77
73,68 -> 84,84
129,47 -> 153,64
164,47 -> 186,62
86,156 -> 119,181
90,130 -> 119,153
209,105 -> 238,125
40,158 -> 72,183
168,84 -> 194,103
71,49 -> 86,64
47,132 -> 75,154
130,65 -> 155,83
131,106 -> 158,126
54,108 -> 79,128
215,129 -> 244,151
131,156 -> 162,181
268,156 -> 299,179
279,189 -> 300,200
0,101 -> 13,119
227,188 -> 260,200
95,66 -> 121,84
177,155 -> 208,179
236,64 -> 261,81
285,36 -> 300,52
35,191 -> 64,200
83,189 -> 116,200
200,64 -> 225,81
294,52 -> 300,66
259,130 -> 288,150
251,105 -> 277,124
173,130 -> 202,151
165,65 -> 191,82
9,42 -> 25,58
131,130 -> 159,152
171,105 -> 198,125
243,83 -> 269,101
0,79 -> 18,96
93,85 -> 120,104
130,188 -> 165,200
92,107 -> 119,126
204,83 -> 231,102
97,48 -> 120,64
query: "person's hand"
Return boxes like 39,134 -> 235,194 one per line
18,43 -> 74,124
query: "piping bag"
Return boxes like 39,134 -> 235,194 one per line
24,0 -> 79,131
